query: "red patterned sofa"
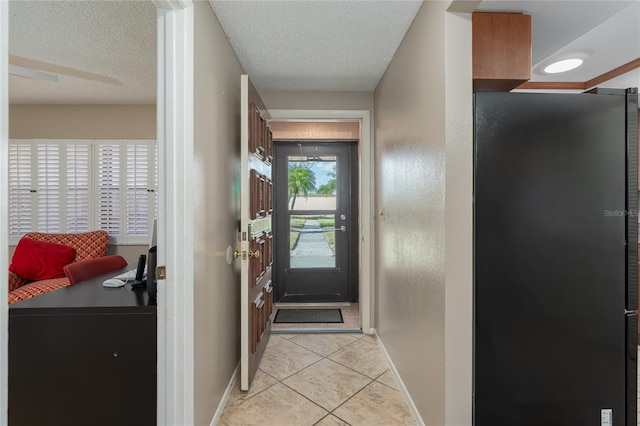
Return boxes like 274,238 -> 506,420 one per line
8,231 -> 110,304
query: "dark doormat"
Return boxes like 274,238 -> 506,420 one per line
274,308 -> 343,324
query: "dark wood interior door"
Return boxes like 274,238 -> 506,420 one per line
273,142 -> 358,303
239,75 -> 274,391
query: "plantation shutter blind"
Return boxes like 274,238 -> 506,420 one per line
36,142 -> 61,233
9,141 -> 33,237
66,143 -> 91,232
153,142 -> 158,222
97,143 -> 121,239
126,143 -> 150,238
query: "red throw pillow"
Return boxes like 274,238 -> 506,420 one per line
9,238 -> 77,281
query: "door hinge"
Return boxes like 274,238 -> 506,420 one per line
156,266 -> 166,280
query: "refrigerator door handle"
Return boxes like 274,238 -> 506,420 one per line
625,312 -> 637,426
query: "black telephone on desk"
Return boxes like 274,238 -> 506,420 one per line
130,254 -> 147,290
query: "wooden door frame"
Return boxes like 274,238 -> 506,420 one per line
0,1 -> 196,423
269,110 -> 374,333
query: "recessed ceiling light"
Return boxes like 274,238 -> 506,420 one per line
537,52 -> 589,75
544,58 -> 584,74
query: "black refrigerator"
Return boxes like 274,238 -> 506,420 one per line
474,88 -> 638,426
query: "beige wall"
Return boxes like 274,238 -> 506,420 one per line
192,2 -> 243,424
9,105 -> 155,139
7,104 -> 156,263
374,1 -> 472,424
105,245 -> 148,265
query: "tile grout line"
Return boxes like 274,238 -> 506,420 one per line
277,342 -> 341,422
279,379 -> 331,419
327,376 -> 376,417
222,332 -> 409,425
222,368 -> 280,409
372,373 -> 402,392
277,335 -> 380,422
312,413 -> 353,426
374,331 -> 424,425
323,338 -> 389,380
285,335 -> 360,358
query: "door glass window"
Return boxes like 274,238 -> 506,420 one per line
289,214 -> 336,268
287,153 -> 337,269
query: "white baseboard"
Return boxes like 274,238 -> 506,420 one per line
374,330 -> 425,426
210,362 -> 239,426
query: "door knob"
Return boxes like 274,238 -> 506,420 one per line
233,250 -> 243,258
249,250 -> 260,259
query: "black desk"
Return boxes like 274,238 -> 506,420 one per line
9,266 -> 156,426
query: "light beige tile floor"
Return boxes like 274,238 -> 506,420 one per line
219,333 -> 417,426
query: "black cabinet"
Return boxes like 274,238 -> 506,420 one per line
9,267 -> 156,426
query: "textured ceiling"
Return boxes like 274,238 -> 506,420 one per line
209,0 -> 423,92
6,0 -> 640,104
8,0 -> 156,105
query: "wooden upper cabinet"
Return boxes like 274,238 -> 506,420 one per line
473,12 -> 532,92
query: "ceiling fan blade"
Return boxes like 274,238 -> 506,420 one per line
9,64 -> 59,82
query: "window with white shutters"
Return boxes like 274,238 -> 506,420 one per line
98,140 -> 157,244
8,139 -> 157,245
9,143 -> 33,236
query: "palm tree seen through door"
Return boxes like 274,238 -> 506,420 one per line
288,164 -> 316,210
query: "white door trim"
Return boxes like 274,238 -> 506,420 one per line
154,1 -> 195,424
156,0 -> 195,425
0,1 -> 9,423
269,109 -> 374,333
